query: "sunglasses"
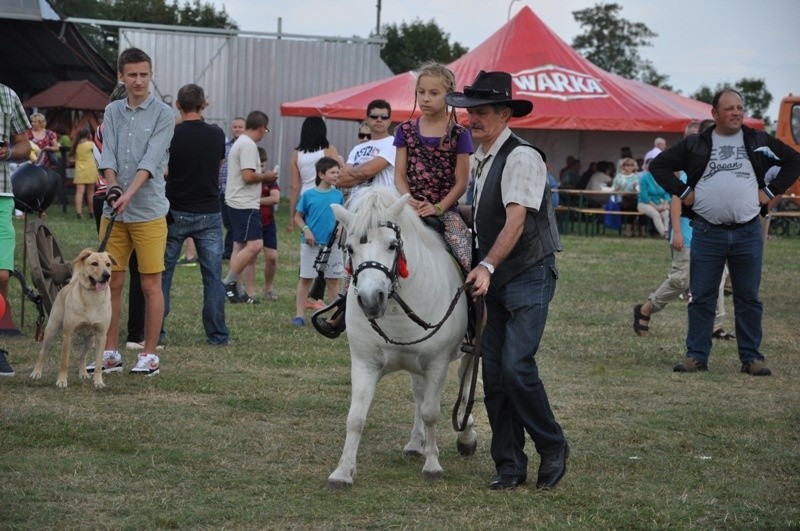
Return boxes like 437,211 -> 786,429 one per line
463,86 -> 508,99
368,114 -> 390,121
358,132 -> 371,140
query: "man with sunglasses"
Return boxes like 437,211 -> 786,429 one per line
312,100 -> 397,339
337,99 -> 397,194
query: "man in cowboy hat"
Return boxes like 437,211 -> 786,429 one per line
447,71 -> 568,491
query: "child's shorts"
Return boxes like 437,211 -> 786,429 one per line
299,243 -> 343,280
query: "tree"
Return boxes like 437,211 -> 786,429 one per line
380,19 -> 468,74
691,85 -> 715,105
735,78 -> 772,120
571,3 -> 670,89
691,78 -> 773,123
53,0 -> 237,67
639,60 -> 673,92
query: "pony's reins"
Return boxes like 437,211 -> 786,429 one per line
352,220 -> 467,346
350,219 -> 485,432
453,290 -> 484,433
367,284 -> 467,346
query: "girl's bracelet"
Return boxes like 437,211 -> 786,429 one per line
433,203 -> 444,216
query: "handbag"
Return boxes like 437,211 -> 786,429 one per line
603,196 -> 622,230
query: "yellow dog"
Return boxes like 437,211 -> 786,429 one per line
30,248 -> 117,388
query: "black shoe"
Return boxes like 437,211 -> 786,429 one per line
741,359 -> 772,376
673,357 -> 708,372
536,441 -> 569,489
489,474 -> 527,490
0,349 -> 15,377
224,281 -> 245,303
311,296 -> 346,339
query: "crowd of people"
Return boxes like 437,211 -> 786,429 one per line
1,46 -> 798,492
555,137 -> 677,237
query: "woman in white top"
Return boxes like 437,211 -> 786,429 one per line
288,117 -> 339,232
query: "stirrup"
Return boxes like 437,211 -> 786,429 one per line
311,296 -> 346,339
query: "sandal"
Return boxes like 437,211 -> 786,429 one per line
712,328 -> 736,340
264,290 -> 278,302
632,304 -> 650,336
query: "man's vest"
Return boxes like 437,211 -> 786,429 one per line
474,134 -> 562,288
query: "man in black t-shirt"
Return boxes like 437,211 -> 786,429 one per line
162,83 -> 229,345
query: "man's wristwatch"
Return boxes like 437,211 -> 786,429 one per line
479,260 -> 495,275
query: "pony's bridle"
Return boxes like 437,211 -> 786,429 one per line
351,221 -> 403,292
351,219 -> 483,432
351,220 -> 466,346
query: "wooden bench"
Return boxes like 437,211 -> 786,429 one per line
768,210 -> 800,237
568,207 -> 644,236
769,210 -> 800,218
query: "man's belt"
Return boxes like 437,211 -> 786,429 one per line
706,215 -> 759,230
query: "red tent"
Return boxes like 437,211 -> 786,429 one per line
23,80 -> 109,112
283,6 -> 762,132
281,6 -> 762,165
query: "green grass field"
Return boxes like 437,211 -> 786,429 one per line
1,203 -> 798,529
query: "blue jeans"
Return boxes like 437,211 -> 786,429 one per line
220,193 -> 233,260
687,216 -> 763,365
162,209 -> 229,345
481,254 -> 565,477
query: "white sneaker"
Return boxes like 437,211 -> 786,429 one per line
125,341 -> 164,351
130,353 -> 160,376
86,350 -> 123,374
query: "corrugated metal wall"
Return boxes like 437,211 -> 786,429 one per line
120,29 -> 393,194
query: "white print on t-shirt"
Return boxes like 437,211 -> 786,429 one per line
693,130 -> 759,225
701,145 -> 749,181
350,144 -> 383,165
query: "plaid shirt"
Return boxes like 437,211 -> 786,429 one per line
218,137 -> 236,192
0,84 -> 31,195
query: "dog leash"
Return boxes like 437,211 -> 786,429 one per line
98,211 -> 117,253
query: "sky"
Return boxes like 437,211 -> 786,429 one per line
209,0 -> 799,123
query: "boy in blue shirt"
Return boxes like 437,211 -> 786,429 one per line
292,157 -> 344,326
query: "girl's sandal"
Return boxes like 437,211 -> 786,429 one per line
633,304 -> 650,336
712,328 -> 735,340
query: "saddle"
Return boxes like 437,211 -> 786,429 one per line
419,214 -> 476,351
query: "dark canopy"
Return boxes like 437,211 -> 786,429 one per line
0,16 -> 115,102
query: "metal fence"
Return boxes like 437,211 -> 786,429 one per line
120,28 -> 393,194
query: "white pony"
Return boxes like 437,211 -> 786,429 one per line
327,188 -> 477,489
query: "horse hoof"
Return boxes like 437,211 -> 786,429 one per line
403,449 -> 423,458
422,470 -> 443,481
457,440 -> 477,456
326,479 -> 353,491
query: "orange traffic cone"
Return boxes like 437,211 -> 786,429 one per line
0,293 -> 22,336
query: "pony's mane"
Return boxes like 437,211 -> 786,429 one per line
348,188 -> 444,252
